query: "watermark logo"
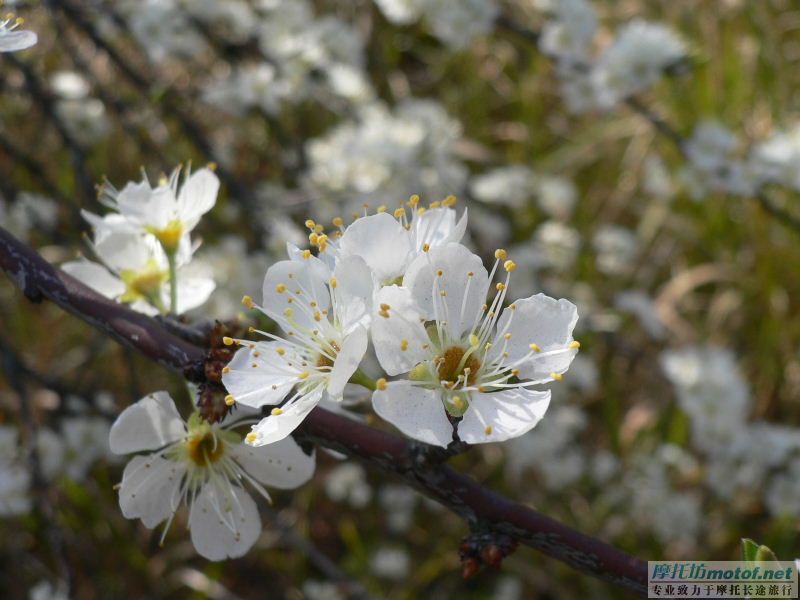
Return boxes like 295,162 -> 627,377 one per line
648,561 -> 798,598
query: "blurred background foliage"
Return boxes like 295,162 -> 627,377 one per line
1,0 -> 800,598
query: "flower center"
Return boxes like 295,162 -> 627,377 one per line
148,220 -> 184,254
436,345 -> 480,386
186,432 -> 225,466
316,340 -> 340,369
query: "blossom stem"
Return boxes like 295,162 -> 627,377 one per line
166,250 -> 178,314
348,369 -> 377,391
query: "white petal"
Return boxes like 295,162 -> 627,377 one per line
117,182 -> 174,230
0,30 -> 37,52
109,391 -> 186,454
247,388 -> 323,446
327,326 -> 368,398
371,286 -> 430,376
332,255 -> 375,333
222,342 -> 300,408
93,230 -> 152,271
118,455 -> 184,528
458,388 -> 551,445
230,437 -> 315,490
410,207 -> 467,249
372,382 -> 453,447
178,168 -> 219,230
404,243 -> 489,341
189,483 -> 261,561
261,258 -> 331,332
62,259 -> 125,300
338,212 -> 411,283
172,275 -> 215,314
492,294 -> 579,380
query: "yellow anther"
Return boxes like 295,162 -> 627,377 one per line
271,407 -> 284,416
246,432 -> 258,443
511,368 -> 520,377
417,207 -> 427,216
276,283 -> 287,293
569,340 -> 581,349
206,161 -> 217,171
223,336 -> 234,346
329,276 -> 338,288
484,425 -> 493,435
298,371 -> 310,380
15,16 -> 24,26
305,219 -> 316,229
284,307 -> 294,318
443,195 -> 457,207
314,224 -> 324,234
309,232 -> 319,245
504,333 -> 512,340
496,283 -> 506,291
394,207 -> 406,218
302,249 -> 311,259
510,303 -> 516,310
430,200 -> 441,209
530,343 -> 541,353
332,217 -> 344,227
380,303 -> 391,312
467,271 -> 474,277
400,339 -> 409,351
377,205 -> 387,213
376,378 -> 387,391
313,311 -> 322,322
222,366 -> 231,374
551,372 -> 563,381
494,249 -> 508,260
437,270 -> 443,277
469,334 -> 480,347
504,260 -> 517,272
408,194 -> 420,207
225,395 -> 235,406
242,295 -> 254,308
276,347 -> 286,356
452,396 -> 465,410
422,243 -> 430,252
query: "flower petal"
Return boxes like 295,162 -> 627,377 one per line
410,207 -> 467,250
177,168 -> 219,230
62,259 -> 126,300
404,243 -> 489,341
118,454 -> 184,528
222,341 -> 301,408
109,391 -> 186,454
458,388 -> 551,444
371,285 -> 430,376
247,387 -> 324,446
261,258 -> 331,332
372,382 -> 453,447
328,326 -> 369,398
492,293 -> 579,380
338,212 -> 411,283
189,483 -> 261,561
332,255 -> 375,333
230,437 -> 315,490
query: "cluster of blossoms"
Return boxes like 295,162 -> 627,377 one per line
535,0 -> 688,112
221,198 -> 580,448
64,166 -> 219,315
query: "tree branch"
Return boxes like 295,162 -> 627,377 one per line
0,225 -> 647,595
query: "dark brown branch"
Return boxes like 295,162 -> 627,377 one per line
0,225 -> 647,595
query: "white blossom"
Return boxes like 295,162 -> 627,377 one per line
110,391 -> 315,560
222,251 -> 373,446
371,243 -> 579,446
0,12 -> 36,52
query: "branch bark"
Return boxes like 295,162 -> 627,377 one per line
0,225 -> 648,595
